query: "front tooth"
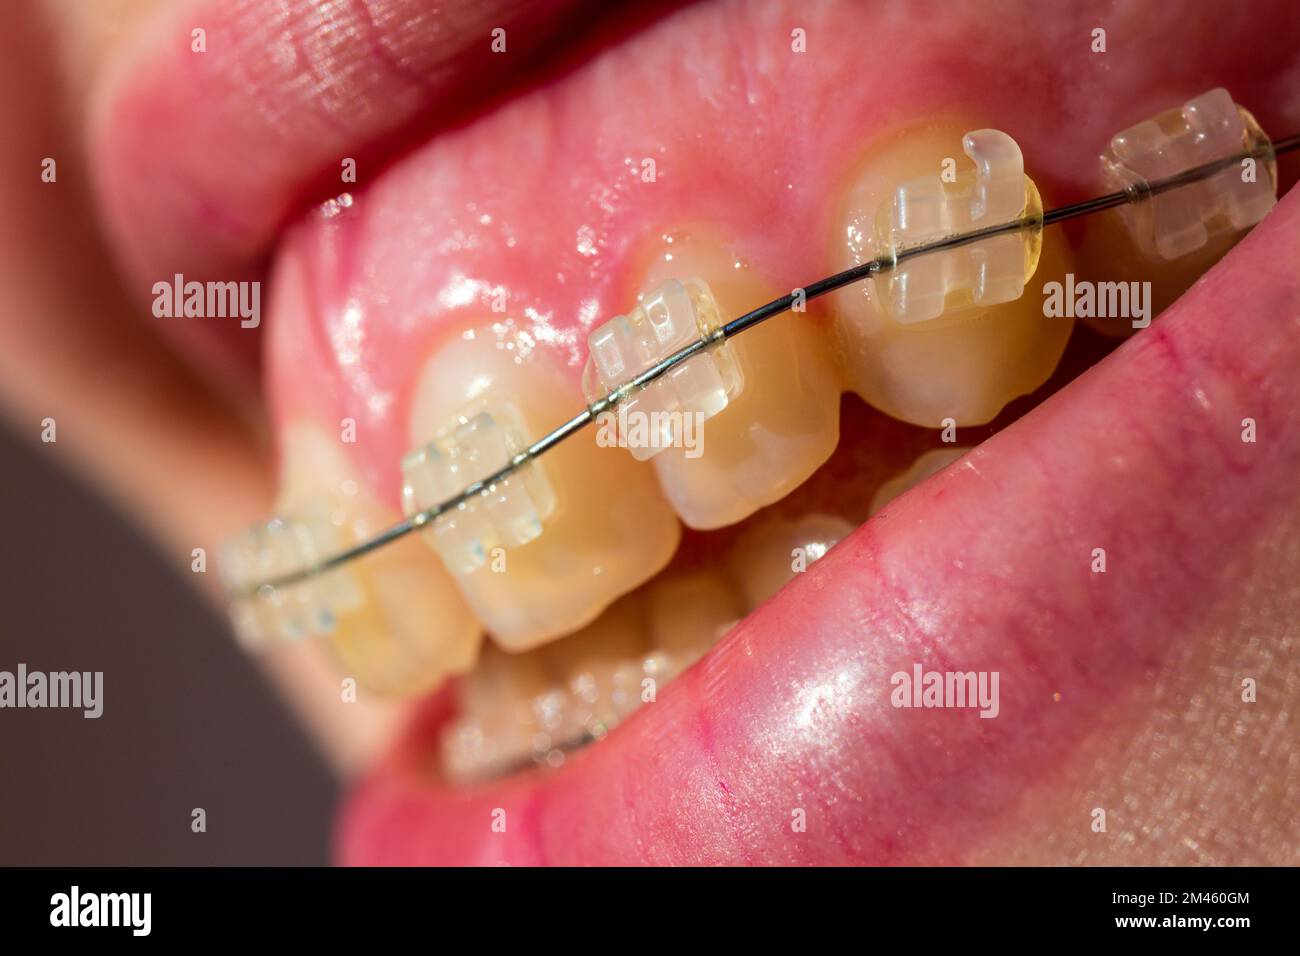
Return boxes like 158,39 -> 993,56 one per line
220,423 -> 481,697
402,402 -> 556,574
869,446 -> 971,515
588,233 -> 841,529
831,122 -> 1074,426
404,322 -> 680,650
534,592 -> 653,740
727,512 -> 856,611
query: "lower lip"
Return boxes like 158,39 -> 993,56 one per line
338,188 -> 1300,865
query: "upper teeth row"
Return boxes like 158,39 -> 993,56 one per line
219,87 -> 1283,695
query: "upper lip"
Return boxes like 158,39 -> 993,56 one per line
88,0 -> 678,379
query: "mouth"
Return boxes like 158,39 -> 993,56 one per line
93,0 -> 1300,864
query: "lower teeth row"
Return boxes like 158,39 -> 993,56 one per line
441,635 -> 719,783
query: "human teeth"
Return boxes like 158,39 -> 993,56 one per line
442,594 -> 652,782
220,424 -> 480,697
582,274 -> 743,463
1075,88 -> 1279,338
831,123 -> 1074,426
441,572 -> 740,783
603,233 -> 840,529
869,446 -> 970,515
402,401 -> 556,575
532,593 -> 657,738
405,322 -> 680,650
441,640 -> 555,782
220,507 -> 363,644
873,129 -> 1041,324
648,570 -> 744,666
728,512 -> 856,610
1101,88 -> 1277,262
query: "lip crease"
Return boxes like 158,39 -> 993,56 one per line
339,187 -> 1300,864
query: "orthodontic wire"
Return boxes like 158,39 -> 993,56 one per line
234,134 -> 1300,598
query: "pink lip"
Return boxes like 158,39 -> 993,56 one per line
339,188 -> 1300,864
89,0 -> 635,384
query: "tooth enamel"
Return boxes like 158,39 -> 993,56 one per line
441,592 -> 679,782
728,512 -> 856,611
440,571 -> 743,784
220,424 -> 481,696
402,401 -> 556,574
869,446 -> 970,515
621,235 -> 841,529
648,571 -> 744,666
442,642 -> 554,782
406,322 -> 680,650
582,277 -> 743,461
1071,89 -> 1275,341
1101,88 -> 1277,262
537,593 -> 654,739
832,123 -> 1074,427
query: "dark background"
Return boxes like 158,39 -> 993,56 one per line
0,422 -> 335,864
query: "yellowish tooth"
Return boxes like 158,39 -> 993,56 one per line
441,593 -> 659,782
830,122 -> 1074,426
648,571 -> 744,667
440,573 -> 743,784
727,512 -> 856,611
404,321 -> 680,651
220,423 -> 481,697
1075,89 -> 1276,338
625,231 -> 841,529
869,446 -> 970,515
537,593 -> 651,739
442,642 -> 553,782
1072,210 -> 1234,338
1102,88 -> 1277,262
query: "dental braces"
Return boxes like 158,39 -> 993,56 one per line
225,92 -> 1300,601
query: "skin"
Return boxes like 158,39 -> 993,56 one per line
2,0 -> 1297,863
